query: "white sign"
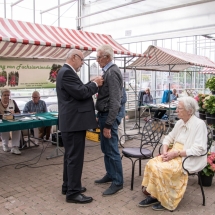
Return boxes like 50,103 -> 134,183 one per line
0,60 -> 63,89
167,75 -> 173,84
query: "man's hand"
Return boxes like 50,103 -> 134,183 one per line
94,76 -> 104,87
103,128 -> 111,139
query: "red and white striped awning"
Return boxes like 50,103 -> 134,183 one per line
199,68 -> 215,74
0,18 -> 144,60
127,45 -> 215,72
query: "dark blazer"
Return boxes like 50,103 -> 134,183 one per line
56,64 -> 98,132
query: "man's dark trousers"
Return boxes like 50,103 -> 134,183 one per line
62,130 -> 86,198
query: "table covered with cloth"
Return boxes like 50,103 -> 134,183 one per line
0,112 -> 58,133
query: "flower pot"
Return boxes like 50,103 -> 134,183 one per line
198,174 -> 213,187
199,110 -> 206,120
206,113 -> 215,125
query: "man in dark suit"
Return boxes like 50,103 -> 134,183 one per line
56,49 -> 103,204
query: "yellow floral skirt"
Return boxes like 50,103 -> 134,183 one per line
142,142 -> 188,211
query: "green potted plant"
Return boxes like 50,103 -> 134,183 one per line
200,152 -> 215,186
205,77 -> 215,94
195,94 -> 209,120
203,95 -> 215,124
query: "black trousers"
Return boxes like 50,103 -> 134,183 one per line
61,130 -> 86,198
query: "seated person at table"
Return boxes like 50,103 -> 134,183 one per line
23,91 -> 52,144
170,88 -> 178,101
138,97 -> 207,211
0,88 -> 21,155
154,89 -> 178,119
142,87 -> 153,104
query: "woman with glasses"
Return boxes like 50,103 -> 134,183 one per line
0,88 -> 21,154
138,96 -> 207,211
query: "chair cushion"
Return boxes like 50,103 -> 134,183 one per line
122,147 -> 152,158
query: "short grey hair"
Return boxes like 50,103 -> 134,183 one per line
177,96 -> 199,114
1,88 -> 10,96
32,91 -> 40,97
97,44 -> 114,60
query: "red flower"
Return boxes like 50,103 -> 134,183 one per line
0,76 -> 6,83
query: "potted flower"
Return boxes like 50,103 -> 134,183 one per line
195,94 -> 209,120
203,95 -> 215,125
199,152 -> 215,186
205,76 -> 215,94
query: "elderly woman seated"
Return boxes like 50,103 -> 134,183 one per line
0,88 -> 21,155
138,96 -> 207,211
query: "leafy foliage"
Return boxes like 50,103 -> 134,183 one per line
204,95 -> 215,114
205,77 -> 215,92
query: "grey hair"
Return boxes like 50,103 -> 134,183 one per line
177,96 -> 199,114
97,44 -> 114,60
32,90 -> 40,97
1,88 -> 10,96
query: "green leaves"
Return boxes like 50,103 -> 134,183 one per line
205,77 -> 215,91
204,95 -> 215,114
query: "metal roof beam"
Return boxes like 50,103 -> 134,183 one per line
40,0 -> 77,14
82,0 -> 215,28
77,0 -> 145,20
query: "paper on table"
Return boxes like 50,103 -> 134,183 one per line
37,116 -> 46,120
19,117 -> 32,121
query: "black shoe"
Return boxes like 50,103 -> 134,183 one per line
62,187 -> 87,195
66,194 -> 93,204
94,175 -> 112,184
152,203 -> 166,211
138,196 -> 159,207
102,183 -> 123,196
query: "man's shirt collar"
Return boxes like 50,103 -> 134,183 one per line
102,61 -> 114,73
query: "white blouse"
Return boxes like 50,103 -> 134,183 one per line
163,115 -> 208,173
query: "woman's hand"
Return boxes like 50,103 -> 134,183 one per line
161,151 -> 177,162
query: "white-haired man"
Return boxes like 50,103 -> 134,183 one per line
95,44 -> 124,196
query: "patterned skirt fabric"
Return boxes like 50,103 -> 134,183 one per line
142,142 -> 188,211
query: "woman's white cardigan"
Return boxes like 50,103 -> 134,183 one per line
163,115 -> 208,173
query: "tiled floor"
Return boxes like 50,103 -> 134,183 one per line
0,121 -> 215,215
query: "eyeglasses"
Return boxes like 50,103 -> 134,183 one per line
96,55 -> 107,60
75,54 -> 84,62
32,96 -> 39,99
2,94 -> 10,97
